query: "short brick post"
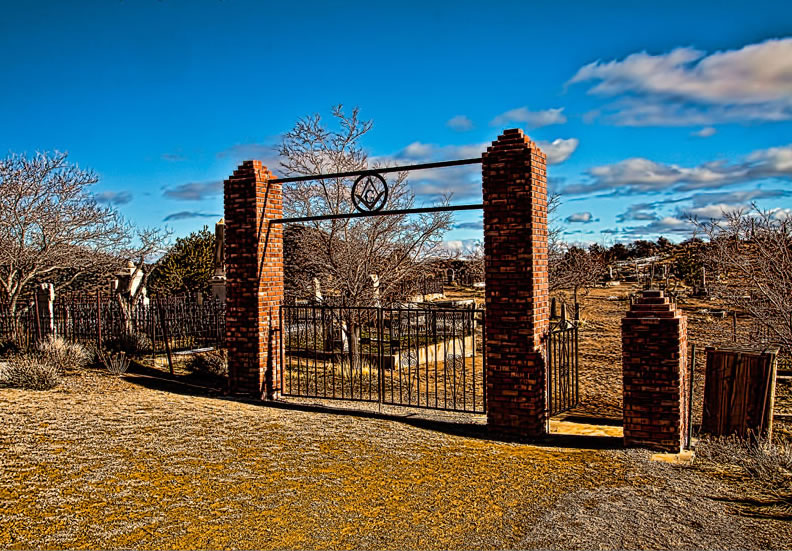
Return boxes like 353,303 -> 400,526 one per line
224,160 -> 283,398
622,289 -> 689,451
482,129 -> 549,438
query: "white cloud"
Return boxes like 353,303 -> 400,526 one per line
395,142 -> 487,161
380,142 -> 489,201
770,207 -> 792,220
442,239 -> 482,255
537,138 -> 579,164
747,143 -> 792,172
490,107 -> 567,128
679,203 -> 736,219
446,115 -> 473,131
565,211 -> 596,223
692,127 -> 717,137
386,137 -> 576,201
568,38 -> 792,125
689,188 -> 790,206
563,143 -> 792,195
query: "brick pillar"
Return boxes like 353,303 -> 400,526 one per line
224,160 -> 283,398
482,129 -> 549,438
622,289 -> 688,451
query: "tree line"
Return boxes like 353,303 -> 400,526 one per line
2,106 -> 790,352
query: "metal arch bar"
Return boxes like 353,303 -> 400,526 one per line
269,157 -> 482,184
272,203 -> 483,224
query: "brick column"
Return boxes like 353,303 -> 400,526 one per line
482,129 -> 549,438
224,160 -> 283,398
622,289 -> 688,451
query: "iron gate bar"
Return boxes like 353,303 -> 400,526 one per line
269,157 -> 482,184
280,304 -> 486,413
272,203 -> 484,224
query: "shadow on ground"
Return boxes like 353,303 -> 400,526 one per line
123,364 -> 623,451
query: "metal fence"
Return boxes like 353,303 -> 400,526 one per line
0,295 -> 225,354
281,304 -> 486,413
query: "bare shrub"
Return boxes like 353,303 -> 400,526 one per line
696,434 -> 792,493
0,354 -> 61,390
694,207 -> 792,353
187,349 -> 228,378
97,349 -> 130,375
107,331 -> 152,355
37,335 -> 91,371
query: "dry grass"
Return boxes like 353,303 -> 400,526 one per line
3,284 -> 792,549
0,354 -> 61,390
694,434 -> 792,519
1,369 -> 627,549
37,335 -> 91,372
2,366 -> 792,549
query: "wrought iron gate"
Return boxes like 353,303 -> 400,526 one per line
280,303 -> 486,413
546,305 -> 579,416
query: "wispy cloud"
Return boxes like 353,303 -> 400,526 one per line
217,142 -> 280,164
163,180 -> 223,201
163,211 -> 220,222
382,142 -> 487,202
616,202 -> 660,222
562,143 -> 792,196
161,153 -> 187,162
490,107 -> 567,128
568,38 -> 792,126
691,127 -> 716,138
688,188 -> 791,206
454,220 -> 483,230
385,137 -> 578,202
610,216 -> 695,238
95,191 -> 133,205
446,115 -> 473,131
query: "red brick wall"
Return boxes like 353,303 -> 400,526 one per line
482,129 -> 549,438
224,160 -> 283,398
622,289 -> 689,451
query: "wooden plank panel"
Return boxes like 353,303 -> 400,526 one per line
701,347 -> 778,438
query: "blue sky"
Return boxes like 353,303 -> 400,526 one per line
2,0 -> 791,250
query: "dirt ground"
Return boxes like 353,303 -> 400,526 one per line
1,283 -> 791,550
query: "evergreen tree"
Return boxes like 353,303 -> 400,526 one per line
148,226 -> 215,296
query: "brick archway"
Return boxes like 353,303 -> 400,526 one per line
222,128 -> 551,439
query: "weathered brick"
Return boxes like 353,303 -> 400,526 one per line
224,160 -> 283,399
483,129 -> 548,439
622,289 -> 689,452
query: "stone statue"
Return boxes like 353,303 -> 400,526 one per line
211,219 -> 227,302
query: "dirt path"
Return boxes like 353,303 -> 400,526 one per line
2,369 -> 791,550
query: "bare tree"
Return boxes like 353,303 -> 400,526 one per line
695,206 -> 792,352
0,152 -> 167,321
279,106 -> 453,305
278,105 -> 453,368
550,245 -> 607,304
458,192 -> 561,285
